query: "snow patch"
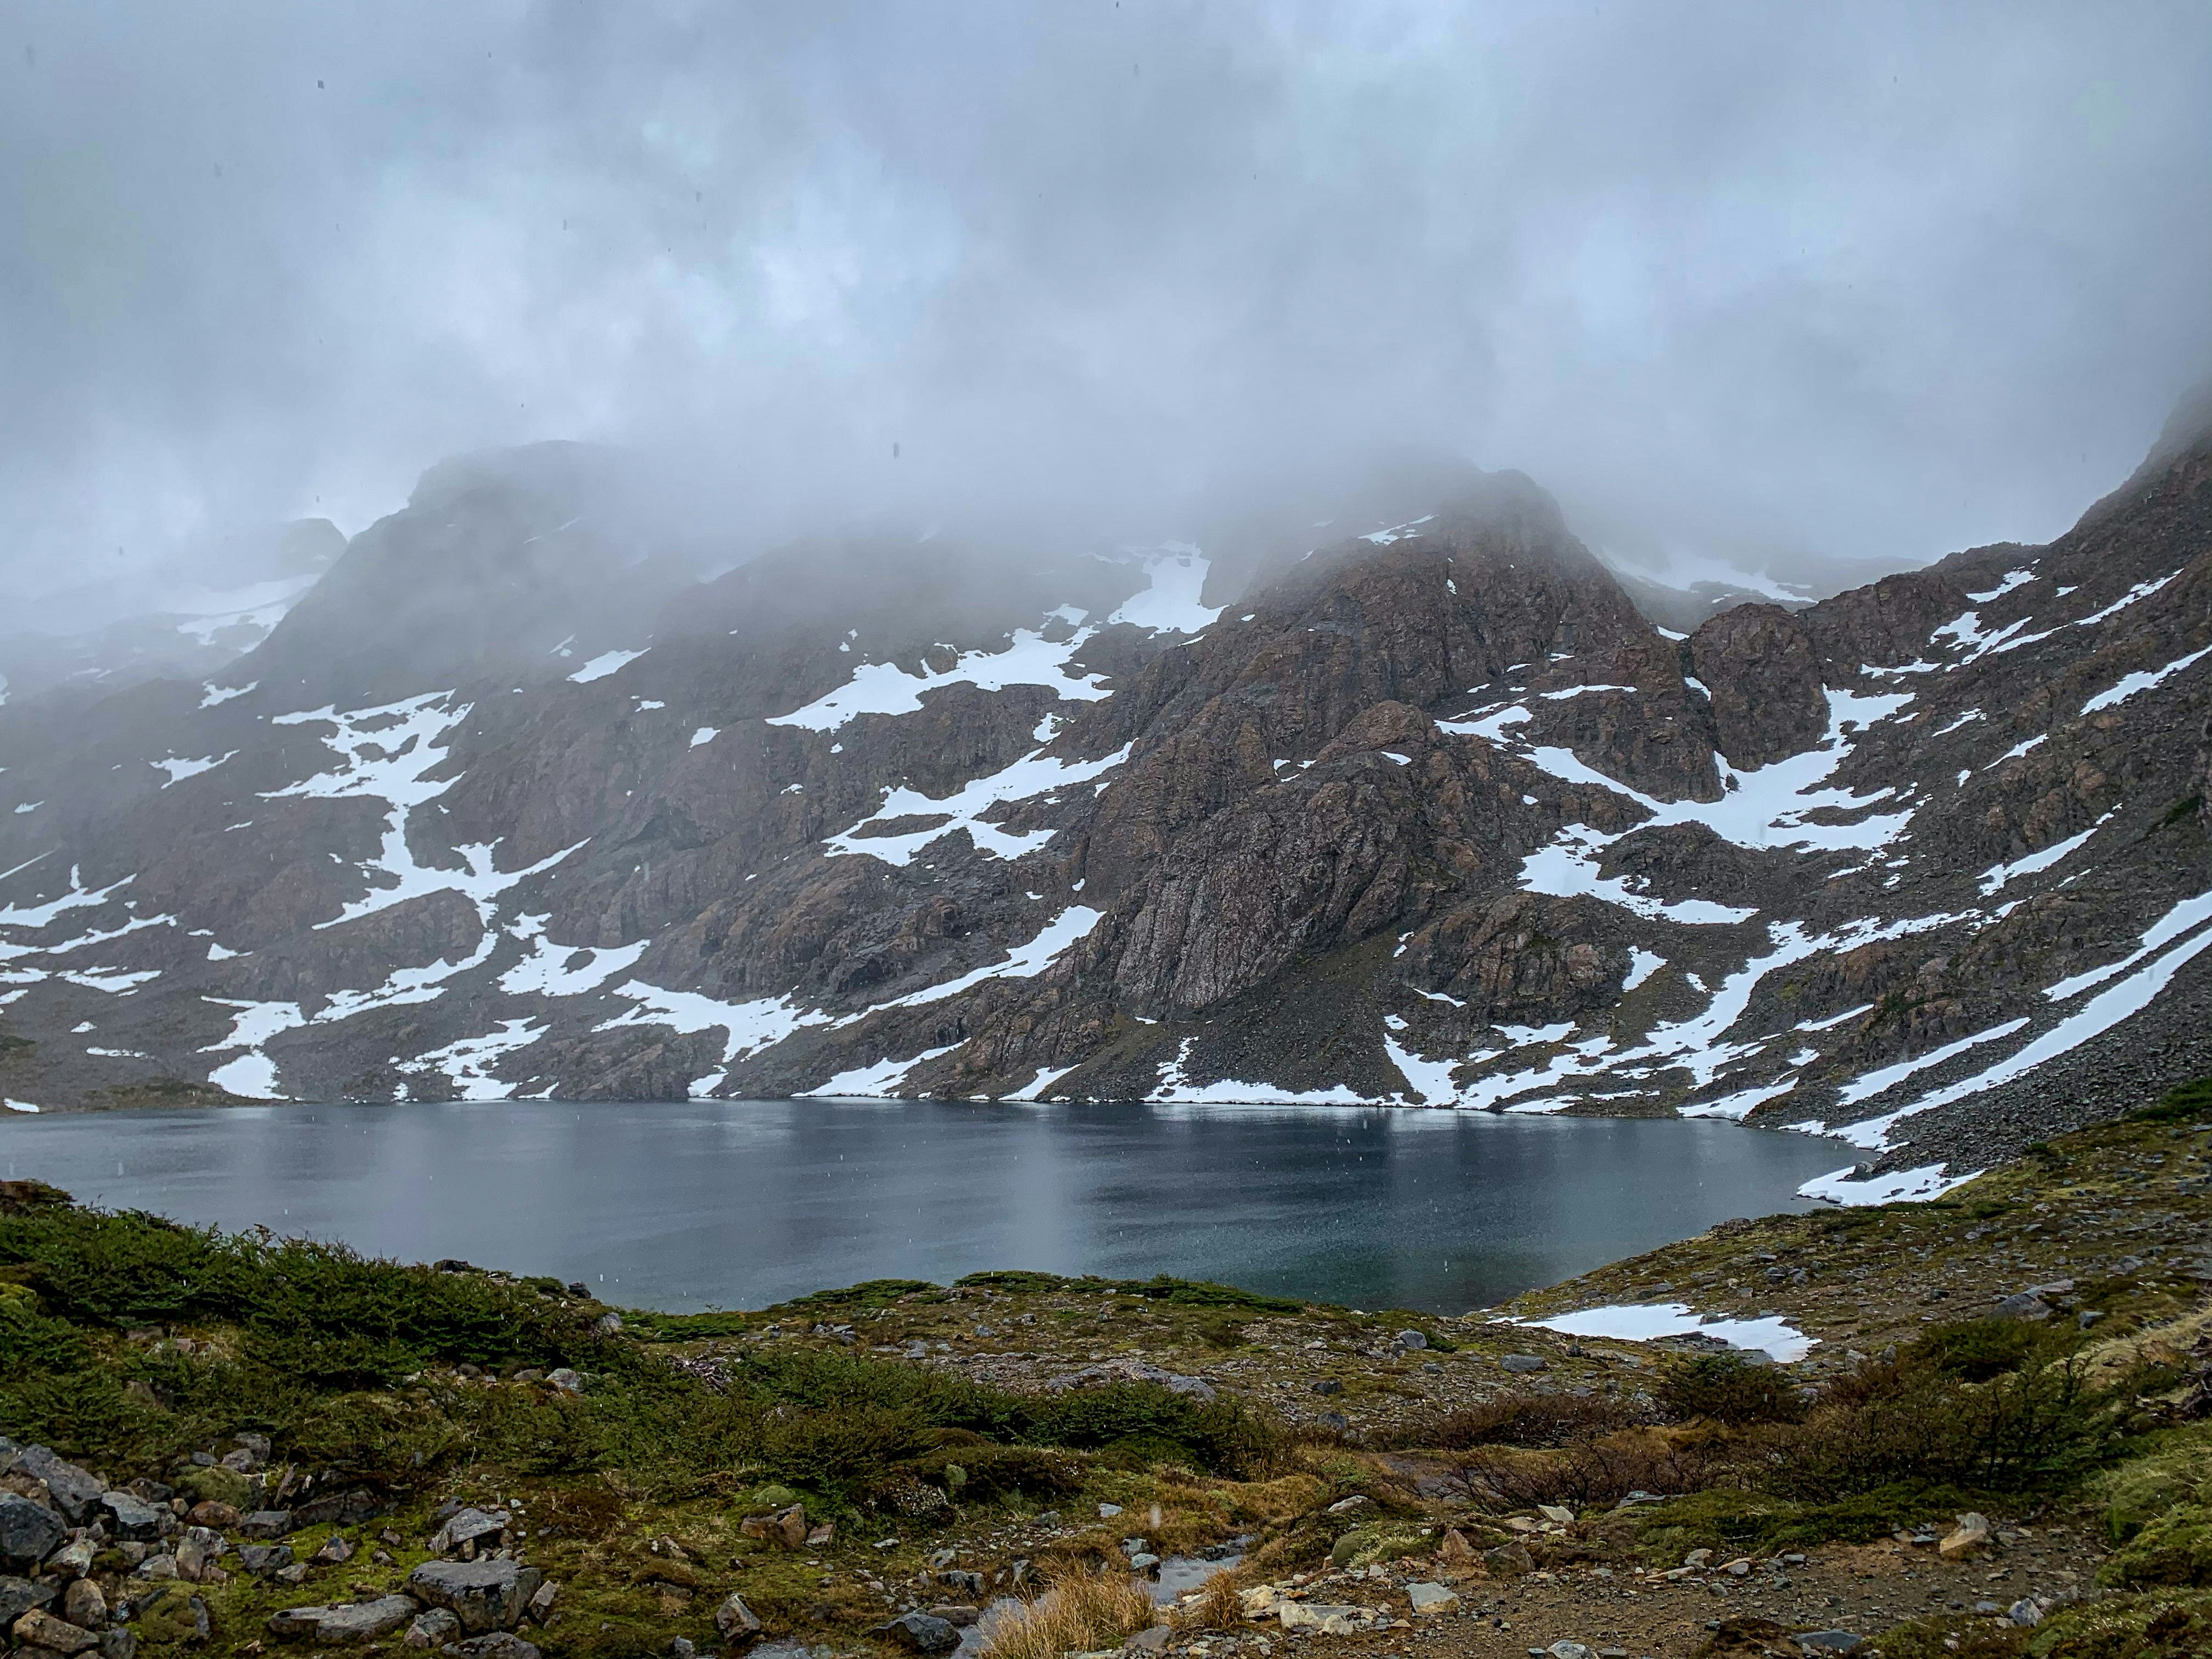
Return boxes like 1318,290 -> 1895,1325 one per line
567,648 -> 649,683
1515,1302 -> 1817,1363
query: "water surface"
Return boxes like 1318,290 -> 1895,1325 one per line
1,1099 -> 1848,1314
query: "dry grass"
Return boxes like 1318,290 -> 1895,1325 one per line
1169,1568 -> 1248,1634
979,1563 -> 1158,1659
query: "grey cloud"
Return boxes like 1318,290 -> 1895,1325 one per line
4,0 -> 2210,623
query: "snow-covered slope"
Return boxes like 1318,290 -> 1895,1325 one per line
2,411 -> 2210,1207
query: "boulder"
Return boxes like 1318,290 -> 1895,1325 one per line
99,1631 -> 137,1659
1938,1513 -> 1991,1560
12,1610 -> 99,1656
267,1596 -> 419,1643
1482,1542 -> 1534,1577
524,1580 -> 558,1624
1793,1634 -> 1864,1654
1395,1330 -> 1427,1350
450,1635 -> 541,1659
185,1501 -> 241,1531
46,1537 -> 94,1579
1435,1528 -> 1478,1566
62,1579 -> 105,1628
407,1558 -> 544,1634
1990,1293 -> 2052,1322
429,1506 -> 510,1556
1310,1378 -> 1343,1396
0,1577 -> 56,1623
1500,1354 -> 1548,1373
873,1611 -> 960,1653
237,1544 -> 294,1575
3,1447 -> 104,1524
738,1504 -> 809,1550
713,1591 -> 762,1642
236,1510 -> 296,1539
404,1608 -> 461,1649
0,1495 -> 65,1570
1406,1582 -> 1459,1613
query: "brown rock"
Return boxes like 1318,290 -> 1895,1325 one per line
12,1611 -> 99,1656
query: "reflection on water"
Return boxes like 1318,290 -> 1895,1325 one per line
0,1099 -> 1848,1314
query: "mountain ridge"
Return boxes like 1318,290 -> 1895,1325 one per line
2,419 -> 2209,1209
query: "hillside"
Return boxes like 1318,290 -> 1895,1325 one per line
2,406 -> 2211,1198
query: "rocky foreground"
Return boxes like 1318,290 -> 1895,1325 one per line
3,1081 -> 2212,1659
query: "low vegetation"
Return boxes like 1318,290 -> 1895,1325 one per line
0,1076 -> 2207,1658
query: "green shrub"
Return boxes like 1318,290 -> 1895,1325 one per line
1656,1352 -> 1806,1425
1911,1318 -> 2047,1383
2089,1427 -> 2212,1540
2133,1075 -> 2212,1125
2028,1588 -> 2212,1658
2100,1503 -> 2212,1588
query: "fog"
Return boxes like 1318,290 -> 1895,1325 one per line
6,1 -> 2211,630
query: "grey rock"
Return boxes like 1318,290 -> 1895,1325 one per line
1395,1330 -> 1427,1350
11,1610 -> 101,1655
0,1577 -> 58,1622
1482,1542 -> 1534,1577
1123,1626 -> 1171,1652
47,1537 -> 96,1579
2008,1599 -> 2042,1627
429,1506 -> 510,1555
1406,1582 -> 1459,1613
407,1558 -> 544,1634
5,1446 -> 104,1524
1547,1642 -> 1592,1659
1990,1292 -> 2052,1321
268,1595 -> 420,1643
524,1580 -> 557,1624
238,1544 -> 296,1575
237,1510 -> 296,1539
714,1591 -> 763,1642
1793,1633 -> 1864,1653
0,1495 -> 66,1569
99,1492 -> 165,1543
1501,1354 -> 1549,1373
874,1611 -> 960,1653
1310,1378 -> 1343,1395
449,1635 -> 543,1659
544,1368 -> 584,1394
406,1608 -> 462,1649
99,1630 -> 137,1659
62,1578 -> 106,1628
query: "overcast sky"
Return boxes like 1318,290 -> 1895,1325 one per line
6,1 -> 2211,617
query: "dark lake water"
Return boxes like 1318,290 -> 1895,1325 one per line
0,1100 -> 1850,1315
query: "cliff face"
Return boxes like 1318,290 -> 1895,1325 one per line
3,418 -> 2210,1184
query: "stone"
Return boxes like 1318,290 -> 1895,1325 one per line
185,1501 -> 241,1530
874,1611 -> 960,1653
14,1611 -> 100,1655
4,1449 -> 103,1524
405,1608 -> 461,1649
1406,1582 -> 1459,1613
1536,1505 -> 1574,1525
1,1578 -> 57,1623
524,1580 -> 558,1624
1123,1626 -> 1171,1652
2007,1599 -> 2041,1627
1482,1543 -> 1534,1577
1395,1330 -> 1427,1350
407,1558 -> 544,1634
545,1369 -> 584,1393
47,1537 -> 94,1579
272,1562 -> 310,1586
267,1596 -> 419,1643
1682,1548 -> 1711,1569
1990,1293 -> 2051,1322
1310,1378 -> 1343,1396
311,1532 -> 355,1565
98,1631 -> 135,1659
1793,1634 -> 1864,1654
429,1506 -> 510,1555
237,1510 -> 296,1539
0,1495 -> 66,1569
62,1580 -> 105,1628
1279,1603 -> 1370,1637
238,1543 -> 294,1575
1436,1528 -> 1477,1565
1546,1643 -> 1592,1659
714,1592 -> 762,1642
738,1503 -> 809,1550
450,1635 -> 542,1659
131,1588 -> 208,1646
101,1495 -> 165,1548
1501,1355 -> 1548,1373
1938,1513 -> 1991,1559
1722,1558 -> 1752,1577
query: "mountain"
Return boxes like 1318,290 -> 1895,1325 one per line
3,406 -> 2209,1204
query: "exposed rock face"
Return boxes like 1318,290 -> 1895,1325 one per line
3,404 -> 2212,1186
